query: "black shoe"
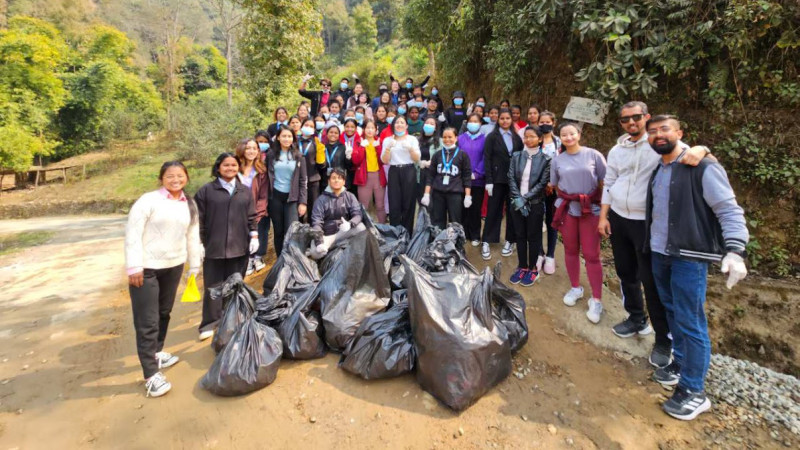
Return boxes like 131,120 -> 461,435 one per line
649,343 -> 672,368
611,317 -> 653,338
653,361 -> 681,386
662,385 -> 711,421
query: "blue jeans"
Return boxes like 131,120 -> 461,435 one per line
651,253 -> 710,392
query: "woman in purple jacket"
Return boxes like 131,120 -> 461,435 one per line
458,113 -> 487,246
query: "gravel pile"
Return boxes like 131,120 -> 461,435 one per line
706,353 -> 800,436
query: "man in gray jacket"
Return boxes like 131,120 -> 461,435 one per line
598,101 -> 710,368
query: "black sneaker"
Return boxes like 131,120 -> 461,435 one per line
649,343 -> 672,368
611,317 -> 653,338
653,361 -> 681,386
662,385 -> 711,421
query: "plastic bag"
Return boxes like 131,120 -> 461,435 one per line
339,300 -> 415,380
420,223 -> 478,274
262,241 -> 320,298
201,316 -> 282,396
180,274 -> 202,303
404,207 -> 439,263
210,273 -> 257,354
277,284 -> 327,359
317,229 -> 391,352
490,263 -> 529,353
402,255 -> 511,411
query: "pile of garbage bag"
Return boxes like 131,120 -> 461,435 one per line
199,208 -> 529,411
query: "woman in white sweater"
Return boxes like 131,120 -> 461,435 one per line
125,161 -> 202,398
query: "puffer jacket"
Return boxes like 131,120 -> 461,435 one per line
310,187 -> 363,237
602,133 -> 688,220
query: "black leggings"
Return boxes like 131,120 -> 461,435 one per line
541,192 -> 557,258
270,190 -> 299,257
431,190 -> 463,229
510,203 -> 544,269
130,264 -> 183,379
388,164 -> 417,234
302,181 -> 321,223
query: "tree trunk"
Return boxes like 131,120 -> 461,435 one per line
226,33 -> 233,107
428,44 -> 436,79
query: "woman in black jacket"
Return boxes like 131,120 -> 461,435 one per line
420,127 -> 472,229
442,90 -> 468,130
507,125 -> 551,287
194,152 -> 258,340
267,107 -> 289,141
266,127 -> 308,257
319,125 -> 348,192
481,108 -> 523,261
298,118 -> 323,219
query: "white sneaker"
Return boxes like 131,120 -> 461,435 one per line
501,241 -> 514,257
155,351 -> 179,369
481,242 -> 491,261
198,330 -> 214,341
586,298 -> 603,323
471,240 -> 480,247
145,372 -> 171,398
563,286 -> 584,306
536,255 -> 545,273
544,257 -> 556,275
245,258 -> 255,276
253,256 -> 266,272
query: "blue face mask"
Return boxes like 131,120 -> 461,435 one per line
340,82 -> 348,90
280,120 -> 288,126
394,129 -> 406,137
258,142 -> 269,151
476,101 -> 486,108
423,124 -> 436,136
405,82 -> 413,89
431,89 -> 439,96
454,98 -> 464,106
467,122 -> 481,134
483,116 -> 491,123
398,106 -> 407,115
387,116 -> 395,124
355,112 -> 364,121
315,121 -> 325,130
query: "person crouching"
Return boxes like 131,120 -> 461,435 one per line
309,168 -> 364,259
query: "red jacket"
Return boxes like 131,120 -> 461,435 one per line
551,187 -> 602,231
351,139 -> 386,186
339,131 -> 361,148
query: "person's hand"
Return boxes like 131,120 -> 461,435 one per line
420,193 -> 430,206
187,267 -> 199,280
598,217 -> 611,238
512,196 -> 526,211
128,271 -> 144,288
314,243 -> 328,258
545,184 -> 554,196
298,203 -> 307,217
521,205 -> 529,217
680,146 -> 709,167
388,70 -> 393,76
419,160 -> 431,169
339,217 -> 351,232
438,114 -> 446,122
721,253 -> 747,289
302,73 -> 312,82
345,144 -> 353,159
467,103 -> 474,113
352,73 -> 358,80
463,195 -> 472,208
486,184 -> 494,197
427,71 -> 431,77
249,237 -> 259,254
199,245 -> 205,261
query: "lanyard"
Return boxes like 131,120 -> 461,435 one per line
442,148 -> 459,173
344,134 -> 355,148
325,145 -> 339,165
301,140 -> 313,156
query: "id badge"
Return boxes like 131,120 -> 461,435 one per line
327,168 -> 333,176
471,173 -> 476,180
442,176 -> 450,186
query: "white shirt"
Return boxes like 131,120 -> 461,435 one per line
381,135 -> 421,166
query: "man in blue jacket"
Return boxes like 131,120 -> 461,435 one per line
644,115 -> 749,421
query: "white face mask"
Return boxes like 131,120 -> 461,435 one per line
443,143 -> 456,150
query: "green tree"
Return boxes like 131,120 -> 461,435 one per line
238,0 -> 324,108
180,44 -> 227,96
0,124 -> 46,172
322,0 -> 356,62
351,0 -> 378,54
79,24 -> 137,68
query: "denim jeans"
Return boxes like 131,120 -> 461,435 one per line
651,252 -> 710,392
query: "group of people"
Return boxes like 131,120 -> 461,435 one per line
124,73 -> 751,423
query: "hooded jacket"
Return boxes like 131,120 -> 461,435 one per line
310,187 -> 363,238
602,133 -> 688,220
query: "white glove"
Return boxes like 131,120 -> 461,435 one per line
187,267 -> 199,279
352,73 -> 358,80
419,160 -> 430,169
438,114 -> 446,122
313,243 -> 328,259
302,73 -> 312,82
249,237 -> 259,254
463,195 -> 472,208
345,144 -> 353,159
339,217 -> 351,232
486,184 -> 494,197
720,252 -> 747,289
420,193 -> 430,206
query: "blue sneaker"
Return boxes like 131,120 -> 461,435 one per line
520,270 -> 538,287
509,267 -> 527,285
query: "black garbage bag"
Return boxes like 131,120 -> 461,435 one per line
391,288 -> 407,306
210,273 -> 257,353
490,263 -> 529,353
339,300 -> 415,380
255,291 -> 294,329
201,316 -> 282,396
317,229 -> 391,351
276,284 -> 327,359
262,238 -> 320,297
420,223 -> 479,274
404,207 -> 439,263
373,223 -> 409,271
402,255 -> 512,411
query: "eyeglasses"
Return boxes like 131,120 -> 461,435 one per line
619,114 -> 644,123
320,83 -> 330,88
647,125 -> 674,135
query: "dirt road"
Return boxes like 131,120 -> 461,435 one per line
0,216 -> 773,449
